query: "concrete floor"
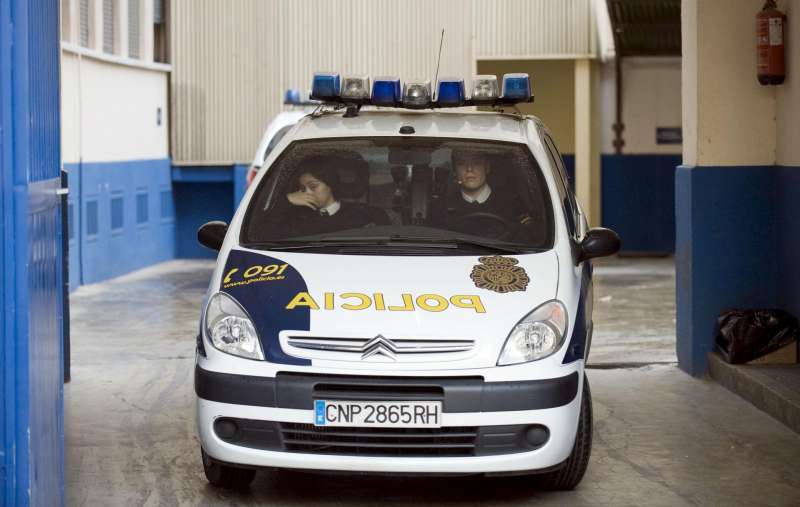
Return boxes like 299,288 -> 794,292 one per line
65,259 -> 800,506
591,257 -> 677,365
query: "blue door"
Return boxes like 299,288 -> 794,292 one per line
1,0 -> 64,505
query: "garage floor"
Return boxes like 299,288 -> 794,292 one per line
65,259 -> 800,506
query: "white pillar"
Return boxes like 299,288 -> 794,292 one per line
574,58 -> 601,226
90,0 -> 103,50
683,0 -> 776,166
141,0 -> 154,63
116,0 -> 128,57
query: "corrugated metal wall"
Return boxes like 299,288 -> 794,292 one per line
473,0 -> 596,59
171,0 -> 596,164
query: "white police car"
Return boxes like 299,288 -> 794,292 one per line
195,73 -> 620,491
245,89 -> 318,187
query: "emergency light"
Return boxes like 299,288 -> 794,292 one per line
341,75 -> 371,101
470,75 -> 499,104
310,72 -> 341,100
309,72 -> 532,108
372,77 -> 402,106
402,80 -> 432,108
436,78 -> 466,106
284,88 -> 302,105
501,73 -> 532,102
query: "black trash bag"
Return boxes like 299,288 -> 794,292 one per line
716,309 -> 799,364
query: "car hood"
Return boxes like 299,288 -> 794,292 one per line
216,248 -> 560,370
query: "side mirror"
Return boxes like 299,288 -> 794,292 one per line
197,221 -> 229,251
577,227 -> 620,263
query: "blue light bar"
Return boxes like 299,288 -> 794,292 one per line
501,73 -> 532,102
311,72 -> 341,100
436,78 -> 465,106
372,77 -> 402,106
284,88 -> 302,105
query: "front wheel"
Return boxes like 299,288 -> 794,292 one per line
534,374 -> 593,490
201,448 -> 256,490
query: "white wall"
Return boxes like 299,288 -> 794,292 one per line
61,0 -> 168,165
683,0 -> 777,166
61,51 -> 169,164
600,57 -> 682,155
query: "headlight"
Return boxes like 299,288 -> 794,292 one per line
204,292 -> 264,360
497,300 -> 568,365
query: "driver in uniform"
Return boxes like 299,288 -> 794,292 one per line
442,150 -> 531,237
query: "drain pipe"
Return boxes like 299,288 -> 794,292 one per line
612,55 -> 625,154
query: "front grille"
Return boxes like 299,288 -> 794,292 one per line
280,423 -> 478,457
214,418 -> 549,457
313,381 -> 445,402
285,335 -> 475,363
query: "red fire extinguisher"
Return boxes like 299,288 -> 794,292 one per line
757,0 -> 787,85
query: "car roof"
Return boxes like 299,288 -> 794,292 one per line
289,110 -> 538,143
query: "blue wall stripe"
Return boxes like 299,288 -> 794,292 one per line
234,164 -> 249,206
65,159 -> 175,285
776,166 -> 800,320
602,154 -> 680,254
172,165 -> 235,182
675,165 -> 782,376
174,181 -> 234,259
172,164 -> 248,259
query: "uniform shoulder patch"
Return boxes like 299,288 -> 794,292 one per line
470,255 -> 530,293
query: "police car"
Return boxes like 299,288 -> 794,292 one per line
245,89 -> 318,187
195,73 -> 620,491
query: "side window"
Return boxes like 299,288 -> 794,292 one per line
261,125 -> 294,165
542,135 -> 579,238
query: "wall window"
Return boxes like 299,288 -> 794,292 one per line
86,200 -> 99,236
159,189 -> 173,219
79,0 -> 90,47
136,192 -> 149,224
102,0 -> 115,53
153,0 -> 168,63
111,195 -> 124,230
128,0 -> 140,59
61,0 -> 71,42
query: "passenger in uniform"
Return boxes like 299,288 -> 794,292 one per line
442,150 -> 531,238
281,158 -> 388,237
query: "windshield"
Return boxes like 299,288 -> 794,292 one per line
241,137 -> 554,254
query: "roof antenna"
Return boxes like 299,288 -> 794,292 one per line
432,29 -> 445,101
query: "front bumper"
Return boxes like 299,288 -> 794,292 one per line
196,366 -> 583,474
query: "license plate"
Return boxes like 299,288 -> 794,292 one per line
314,400 -> 442,428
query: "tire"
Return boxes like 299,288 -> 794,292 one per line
201,448 -> 256,490
533,374 -> 593,491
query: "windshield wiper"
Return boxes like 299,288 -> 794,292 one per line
242,238 -> 458,251
245,235 -> 533,254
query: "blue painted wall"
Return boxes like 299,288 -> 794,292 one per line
602,154 -> 681,254
174,182 -> 233,258
65,159 -> 175,286
172,164 -> 249,259
675,165 -> 800,376
562,153 -> 679,254
776,166 -> 800,320
63,163 -> 250,287
1,0 -> 64,504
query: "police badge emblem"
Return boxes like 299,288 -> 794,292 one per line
470,256 -> 530,293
